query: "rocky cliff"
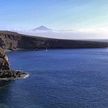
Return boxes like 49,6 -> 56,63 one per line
0,31 -> 108,50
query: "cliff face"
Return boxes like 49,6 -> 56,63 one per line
0,31 -> 21,50
0,31 -> 108,50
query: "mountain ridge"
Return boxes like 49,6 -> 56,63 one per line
0,31 -> 108,50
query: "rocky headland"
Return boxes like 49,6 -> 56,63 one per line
0,41 -> 29,83
0,31 -> 108,50
0,70 -> 29,80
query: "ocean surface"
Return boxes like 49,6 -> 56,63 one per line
1,49 -> 108,108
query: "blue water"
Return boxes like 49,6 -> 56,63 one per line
1,49 -> 108,108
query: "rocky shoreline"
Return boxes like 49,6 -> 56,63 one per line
0,46 -> 29,85
0,70 -> 29,81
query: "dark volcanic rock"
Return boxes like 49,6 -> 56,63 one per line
0,70 -> 29,80
0,31 -> 108,50
0,46 -> 29,81
0,38 -> 5,48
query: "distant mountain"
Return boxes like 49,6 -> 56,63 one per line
33,26 -> 52,31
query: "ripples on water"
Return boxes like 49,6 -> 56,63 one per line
0,49 -> 108,108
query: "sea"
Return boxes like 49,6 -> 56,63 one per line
0,49 -> 108,108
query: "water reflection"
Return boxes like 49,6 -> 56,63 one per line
0,81 -> 15,108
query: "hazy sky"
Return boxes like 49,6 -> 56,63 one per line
0,0 -> 108,36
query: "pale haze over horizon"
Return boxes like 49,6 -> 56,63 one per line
0,0 -> 108,39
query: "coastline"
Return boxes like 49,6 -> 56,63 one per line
0,70 -> 29,82
1,31 -> 108,51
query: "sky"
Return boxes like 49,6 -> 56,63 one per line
0,0 -> 108,39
